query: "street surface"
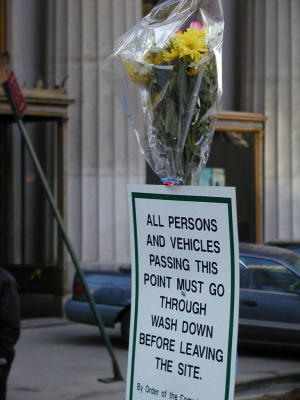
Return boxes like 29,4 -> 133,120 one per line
7,321 -> 300,400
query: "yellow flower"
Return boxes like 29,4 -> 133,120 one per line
153,52 -> 163,65
187,67 -> 200,76
123,58 -> 149,85
144,51 -> 163,65
162,39 -> 180,62
144,52 -> 152,64
176,27 -> 207,63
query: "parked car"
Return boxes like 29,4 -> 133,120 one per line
265,241 -> 300,256
239,243 -> 300,348
65,264 -> 131,342
65,244 -> 300,347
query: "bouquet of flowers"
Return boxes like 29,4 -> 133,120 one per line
103,0 -> 224,185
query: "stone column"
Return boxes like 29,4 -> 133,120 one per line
6,0 -> 51,264
65,0 -> 145,274
6,0 -> 145,293
7,0 -> 145,277
241,0 -> 300,241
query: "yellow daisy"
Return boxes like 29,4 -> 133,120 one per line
123,58 -> 149,85
176,27 -> 207,63
144,51 -> 163,65
162,38 -> 180,62
144,52 -> 152,64
187,67 -> 200,76
153,52 -> 163,65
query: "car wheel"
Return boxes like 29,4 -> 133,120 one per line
121,308 -> 130,345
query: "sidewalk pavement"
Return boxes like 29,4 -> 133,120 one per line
7,318 -> 300,400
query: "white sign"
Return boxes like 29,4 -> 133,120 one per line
127,185 -> 239,400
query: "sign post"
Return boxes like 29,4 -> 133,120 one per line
2,70 -> 123,382
127,185 -> 239,400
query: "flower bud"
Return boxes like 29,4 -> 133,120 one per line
190,21 -> 203,31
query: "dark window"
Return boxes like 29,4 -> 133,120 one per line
207,132 -> 255,242
240,256 -> 299,294
240,264 -> 249,289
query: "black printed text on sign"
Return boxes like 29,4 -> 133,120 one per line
127,185 -> 240,400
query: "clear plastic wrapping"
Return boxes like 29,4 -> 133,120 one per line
102,0 -> 224,185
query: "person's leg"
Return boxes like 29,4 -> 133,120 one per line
0,353 -> 14,400
0,359 -> 7,400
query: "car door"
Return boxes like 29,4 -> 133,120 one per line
239,256 -> 300,346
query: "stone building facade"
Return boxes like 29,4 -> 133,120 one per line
1,0 -> 300,310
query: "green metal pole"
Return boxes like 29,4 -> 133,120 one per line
2,82 -> 123,381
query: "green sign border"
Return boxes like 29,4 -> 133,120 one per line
130,192 -> 236,400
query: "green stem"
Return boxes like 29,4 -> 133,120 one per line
176,59 -> 186,176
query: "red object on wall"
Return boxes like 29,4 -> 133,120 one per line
6,70 -> 27,117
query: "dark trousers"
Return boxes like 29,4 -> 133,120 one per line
0,353 -> 14,400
